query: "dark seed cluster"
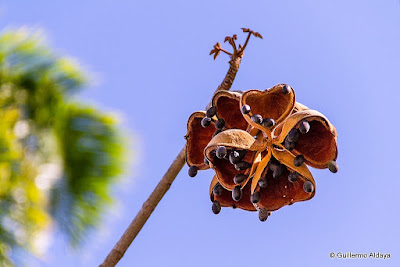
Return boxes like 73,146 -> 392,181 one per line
283,119 -> 311,150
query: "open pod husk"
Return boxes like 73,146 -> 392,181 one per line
240,84 -> 295,133
205,129 -> 264,190
211,90 -> 248,130
185,111 -> 216,170
251,148 -> 316,211
274,109 -> 338,168
210,175 -> 256,211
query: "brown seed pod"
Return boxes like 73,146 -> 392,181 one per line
185,111 -> 216,170
212,90 -> 249,131
250,149 -> 316,211
240,84 -> 296,133
274,109 -> 338,169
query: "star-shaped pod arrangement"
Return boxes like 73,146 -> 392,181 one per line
185,29 -> 338,222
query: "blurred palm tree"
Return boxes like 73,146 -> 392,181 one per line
0,29 -> 126,265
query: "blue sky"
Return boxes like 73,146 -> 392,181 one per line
1,0 -> 400,266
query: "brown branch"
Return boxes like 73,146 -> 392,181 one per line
99,28 -> 259,266
99,147 -> 186,267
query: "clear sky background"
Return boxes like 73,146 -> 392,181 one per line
1,0 -> 400,266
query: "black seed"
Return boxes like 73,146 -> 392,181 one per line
234,161 -> 252,171
215,119 -> 225,130
233,173 -> 247,184
303,181 -> 314,193
287,128 -> 299,142
251,191 -> 261,203
229,151 -> 241,164
262,118 -> 275,127
284,138 -> 296,151
232,204 -> 237,209
237,150 -> 247,160
299,120 -> 310,134
294,155 -> 305,167
213,184 -> 223,196
229,150 -> 247,164
188,166 -> 198,177
212,201 -> 221,214
212,130 -> 222,138
251,114 -> 263,124
216,146 -> 227,159
282,85 -> 291,94
241,104 -> 251,114
273,165 -> 284,179
328,160 -> 338,173
206,106 -> 217,118
258,177 -> 268,188
201,117 -> 212,128
269,162 -> 280,171
232,186 -> 242,202
288,172 -> 299,183
204,157 -> 209,166
259,208 -> 271,222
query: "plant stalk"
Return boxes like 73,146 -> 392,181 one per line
99,147 -> 186,267
100,37 -> 247,267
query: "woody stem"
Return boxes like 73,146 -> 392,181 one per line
99,147 -> 186,267
100,35 -> 245,267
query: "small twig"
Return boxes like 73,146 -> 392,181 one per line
100,28 -> 260,266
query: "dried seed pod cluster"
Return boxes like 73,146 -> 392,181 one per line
184,29 -> 338,221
